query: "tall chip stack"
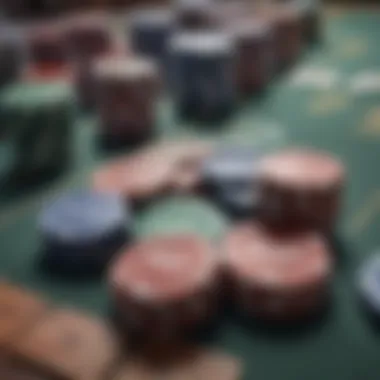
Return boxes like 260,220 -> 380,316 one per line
259,2 -> 304,71
63,12 -> 113,109
169,31 -> 236,122
231,20 -> 275,97
93,56 -> 160,146
128,9 -> 174,85
0,82 -> 74,179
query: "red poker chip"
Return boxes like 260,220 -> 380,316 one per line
109,234 -> 220,340
258,148 -> 345,229
223,222 -> 332,321
92,150 -> 174,202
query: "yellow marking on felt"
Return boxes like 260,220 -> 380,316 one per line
346,190 -> 380,237
360,107 -> 380,136
309,91 -> 350,116
337,38 -> 368,59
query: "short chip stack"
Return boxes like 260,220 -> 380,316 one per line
223,222 -> 332,322
93,56 -> 160,145
109,234 -> 220,343
257,148 -> 345,230
170,31 -> 236,121
39,190 -> 130,277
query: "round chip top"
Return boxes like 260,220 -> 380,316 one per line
357,253 -> 380,312
170,32 -> 234,55
110,234 -> 217,303
94,57 -> 157,80
259,148 -> 345,190
40,191 -> 128,244
224,222 -> 331,289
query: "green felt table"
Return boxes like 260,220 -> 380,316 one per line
1,7 -> 380,380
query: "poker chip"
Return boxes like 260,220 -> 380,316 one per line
201,144 -> 263,217
260,3 -> 304,70
169,31 -> 237,121
92,149 -> 174,203
258,148 -> 345,230
357,253 -> 380,317
93,56 -> 160,144
174,0 -> 218,30
231,20 -> 275,96
129,9 -> 174,67
63,12 -> 112,62
0,82 -> 74,177
39,191 -> 130,276
109,234 -> 220,342
223,222 -> 332,322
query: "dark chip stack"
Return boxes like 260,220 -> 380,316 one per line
260,3 -> 304,71
39,191 -> 130,277
94,56 -> 160,145
170,31 -> 236,122
129,9 -> 174,65
63,12 -> 113,110
232,20 -> 275,96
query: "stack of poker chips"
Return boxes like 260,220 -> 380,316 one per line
39,191 -> 131,277
62,12 -> 114,110
108,234 -> 220,344
169,32 -> 236,122
223,147 -> 345,322
92,56 -> 160,145
0,81 -> 74,179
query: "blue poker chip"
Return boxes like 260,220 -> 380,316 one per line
39,191 -> 131,276
129,9 -> 174,65
169,31 -> 236,121
357,253 -> 380,316
201,145 -> 263,217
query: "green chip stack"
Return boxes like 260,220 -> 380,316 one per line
0,82 -> 74,179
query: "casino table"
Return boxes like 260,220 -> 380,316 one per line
1,5 -> 380,380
